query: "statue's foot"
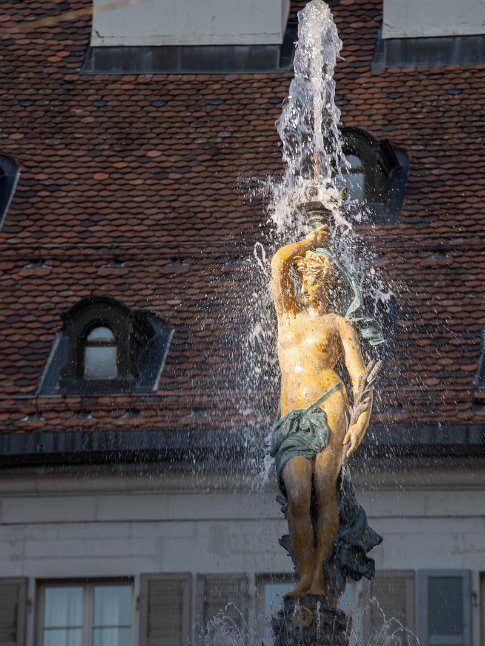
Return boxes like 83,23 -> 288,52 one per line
283,575 -> 312,597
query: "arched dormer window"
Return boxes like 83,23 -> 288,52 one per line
0,154 -> 20,229
339,127 -> 409,224
38,296 -> 173,395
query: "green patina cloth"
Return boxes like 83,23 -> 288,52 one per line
270,382 -> 341,492
270,385 -> 382,582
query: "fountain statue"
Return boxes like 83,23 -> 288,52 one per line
270,218 -> 383,643
267,1 -> 385,643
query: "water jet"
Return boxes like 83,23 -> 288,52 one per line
268,2 -> 384,642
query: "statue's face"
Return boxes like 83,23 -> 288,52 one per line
296,251 -> 337,309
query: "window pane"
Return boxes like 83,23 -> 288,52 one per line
93,585 -> 132,626
44,587 -> 83,628
84,346 -> 118,379
263,583 -> 293,645
92,627 -> 131,646
346,154 -> 363,169
43,629 -> 82,646
87,326 -> 115,342
342,171 -> 365,202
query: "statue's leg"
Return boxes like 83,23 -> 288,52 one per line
282,456 -> 314,596
309,404 -> 347,595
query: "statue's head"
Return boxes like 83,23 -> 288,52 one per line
294,250 -> 339,309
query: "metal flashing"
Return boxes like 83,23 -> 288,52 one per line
373,31 -> 485,72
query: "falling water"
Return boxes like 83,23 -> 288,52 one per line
241,0 -> 393,454
198,597 -> 420,646
268,0 -> 392,300
271,0 -> 347,234
198,604 -> 254,646
357,597 -> 420,645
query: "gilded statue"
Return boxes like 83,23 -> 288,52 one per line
270,223 -> 382,598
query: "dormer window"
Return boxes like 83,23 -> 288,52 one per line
474,325 -> 485,389
83,326 -> 118,380
340,126 -> 409,224
373,0 -> 485,70
83,0 -> 294,73
38,296 -> 173,396
0,154 -> 20,230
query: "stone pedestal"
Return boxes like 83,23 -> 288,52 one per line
271,595 -> 350,645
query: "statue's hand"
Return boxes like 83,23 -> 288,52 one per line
343,421 -> 367,458
306,224 -> 329,248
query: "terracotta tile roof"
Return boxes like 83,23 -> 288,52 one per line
0,0 -> 484,441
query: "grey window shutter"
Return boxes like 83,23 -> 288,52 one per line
196,574 -> 248,641
362,570 -> 415,641
0,578 -> 27,646
139,574 -> 191,646
418,570 -> 472,646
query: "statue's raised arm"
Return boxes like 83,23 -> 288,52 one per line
271,225 -> 329,319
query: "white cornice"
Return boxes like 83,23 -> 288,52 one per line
0,463 -> 484,496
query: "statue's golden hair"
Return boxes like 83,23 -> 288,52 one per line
293,250 -> 339,287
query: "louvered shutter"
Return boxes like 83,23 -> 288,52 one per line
362,570 -> 415,641
418,570 -> 472,646
139,574 -> 191,646
0,578 -> 27,646
196,574 -> 248,640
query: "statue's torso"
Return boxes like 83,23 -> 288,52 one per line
277,311 -> 345,417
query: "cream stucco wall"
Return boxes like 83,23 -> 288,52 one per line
1,467 -> 484,644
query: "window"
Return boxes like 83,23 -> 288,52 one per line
417,570 -> 472,645
83,326 -> 118,380
39,582 -> 133,646
255,576 -> 295,645
339,126 -> 409,224
0,154 -> 20,230
372,0 -> 485,70
38,296 -> 173,395
373,32 -> 485,71
83,0 -> 295,74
